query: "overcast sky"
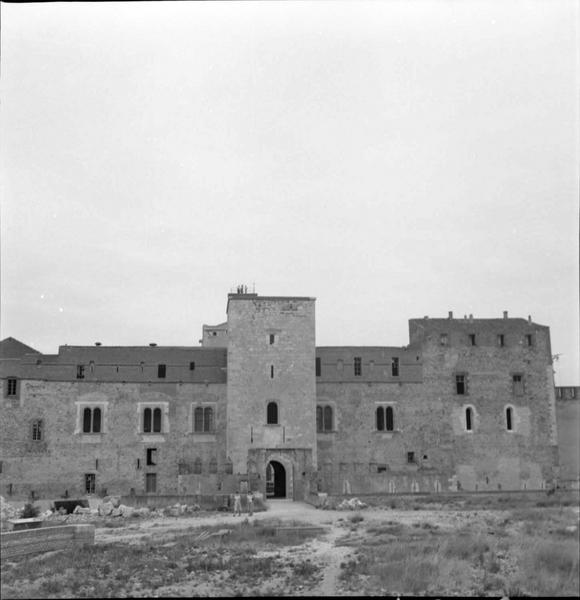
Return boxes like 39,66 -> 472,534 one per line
1,1 -> 578,384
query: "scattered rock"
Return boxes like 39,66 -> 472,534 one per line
337,498 -> 368,511
98,501 -> 114,517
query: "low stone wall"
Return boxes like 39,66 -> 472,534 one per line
0,524 -> 95,560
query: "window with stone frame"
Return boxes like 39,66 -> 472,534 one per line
194,406 -> 215,433
82,407 -> 102,433
266,401 -> 278,425
376,405 -> 395,432
143,407 -> 163,433
455,373 -> 468,395
512,374 -> 524,396
316,405 -> 333,432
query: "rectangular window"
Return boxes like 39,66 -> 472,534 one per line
407,452 -> 415,464
391,357 -> 399,377
76,365 -> 85,379
157,364 -> 166,378
189,362 -> 195,371
315,357 -> 321,377
512,375 -> 524,396
7,378 -> 18,396
526,334 -> 533,347
456,374 -> 467,395
32,419 -> 43,441
85,473 -> 96,494
146,448 -> 157,466
269,334 -> 275,345
498,334 -> 505,347
145,473 -> 157,493
354,357 -> 362,376
469,334 -> 476,346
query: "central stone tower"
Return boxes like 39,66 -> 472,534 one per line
226,291 -> 317,499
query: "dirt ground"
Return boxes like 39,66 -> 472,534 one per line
93,499 -> 528,597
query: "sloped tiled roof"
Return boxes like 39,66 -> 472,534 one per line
0,337 -> 41,359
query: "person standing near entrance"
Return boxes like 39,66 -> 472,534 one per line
247,491 -> 254,516
233,492 -> 242,516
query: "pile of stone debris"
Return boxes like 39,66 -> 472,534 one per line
0,496 -> 22,521
336,497 -> 368,511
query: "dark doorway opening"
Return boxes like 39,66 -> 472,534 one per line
266,460 -> 286,498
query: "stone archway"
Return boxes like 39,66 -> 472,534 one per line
266,460 -> 286,498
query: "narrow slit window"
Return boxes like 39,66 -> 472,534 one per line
270,365 -> 274,379
506,407 -> 513,431
354,357 -> 362,376
316,406 -> 323,432
391,357 -> 399,377
315,357 -> 321,377
465,407 -> 473,431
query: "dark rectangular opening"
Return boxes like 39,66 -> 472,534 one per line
469,334 -> 476,346
407,452 -> 415,464
158,364 -> 166,378
189,362 -> 195,371
146,448 -> 157,466
498,334 -> 505,347
269,334 -> 275,345
315,357 -> 321,377
354,357 -> 362,376
456,374 -> 466,395
391,357 -> 399,377
85,474 -> 96,494
7,378 -> 18,396
526,334 -> 533,346
76,365 -> 85,379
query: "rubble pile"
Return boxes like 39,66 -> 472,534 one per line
0,496 -> 21,521
337,497 -> 368,511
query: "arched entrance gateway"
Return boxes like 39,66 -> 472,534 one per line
266,460 -> 286,498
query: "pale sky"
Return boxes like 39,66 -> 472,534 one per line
1,1 -> 578,384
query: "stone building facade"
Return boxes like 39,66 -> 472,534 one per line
0,291 -> 564,500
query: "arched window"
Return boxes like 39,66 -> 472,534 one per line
465,407 -> 473,431
316,406 -> 323,432
323,406 -> 333,432
386,406 -> 394,431
83,407 -> 102,433
194,407 -> 204,432
267,401 -> 278,425
506,407 -> 513,431
92,407 -> 102,433
153,408 -> 162,433
143,408 -> 152,433
376,406 -> 385,431
83,407 -> 92,433
203,407 -> 213,432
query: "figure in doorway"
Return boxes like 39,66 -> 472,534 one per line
247,491 -> 254,516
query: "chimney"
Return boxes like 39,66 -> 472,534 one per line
149,343 -> 157,347
528,315 -> 532,323
95,342 -> 101,346
503,311 -> 508,319
469,313 -> 473,320
448,311 -> 453,319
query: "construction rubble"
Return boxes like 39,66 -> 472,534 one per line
336,497 -> 368,511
